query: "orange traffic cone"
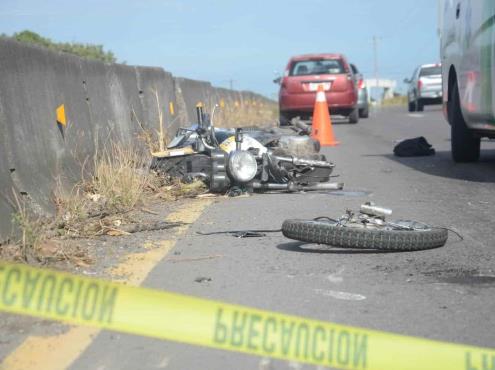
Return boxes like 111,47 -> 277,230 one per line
311,85 -> 340,146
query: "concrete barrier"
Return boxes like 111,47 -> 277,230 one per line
173,77 -> 213,124
0,38 -> 90,222
135,67 -> 179,143
0,38 -> 275,241
0,104 -> 15,238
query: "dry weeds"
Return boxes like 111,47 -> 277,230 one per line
208,97 -> 278,128
3,140 -> 198,267
381,96 -> 408,106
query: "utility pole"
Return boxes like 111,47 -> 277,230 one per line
229,79 -> 234,90
373,35 -> 379,92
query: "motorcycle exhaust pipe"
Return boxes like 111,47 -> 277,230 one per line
298,182 -> 344,191
251,182 -> 289,191
292,157 -> 335,168
251,181 -> 344,192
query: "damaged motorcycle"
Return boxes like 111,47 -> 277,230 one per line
151,104 -> 344,194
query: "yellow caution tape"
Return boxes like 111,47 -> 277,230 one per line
0,261 -> 493,370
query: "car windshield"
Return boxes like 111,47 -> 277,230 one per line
290,59 -> 345,76
420,66 -> 441,77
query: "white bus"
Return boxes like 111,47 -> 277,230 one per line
439,0 -> 495,162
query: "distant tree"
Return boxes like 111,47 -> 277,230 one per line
6,30 -> 117,63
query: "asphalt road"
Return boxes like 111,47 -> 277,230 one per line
14,106 -> 495,369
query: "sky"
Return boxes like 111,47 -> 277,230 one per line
0,0 -> 440,99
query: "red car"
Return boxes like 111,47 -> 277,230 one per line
276,53 -> 359,124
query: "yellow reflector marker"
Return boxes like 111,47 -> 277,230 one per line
0,262 -> 493,370
220,99 -> 225,108
169,101 -> 175,115
56,104 -> 66,126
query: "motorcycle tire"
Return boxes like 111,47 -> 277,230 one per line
282,219 -> 448,251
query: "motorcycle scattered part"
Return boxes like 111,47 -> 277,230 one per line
282,219 -> 448,251
151,147 -> 197,158
196,228 -> 282,236
233,231 -> 267,238
227,151 -> 258,183
278,135 -> 320,156
251,181 -> 343,192
281,204 -> 448,251
226,186 -> 248,197
360,202 -> 392,218
209,150 -> 230,193
151,154 -> 211,179
235,128 -> 243,151
327,190 -> 372,197
219,134 -> 268,156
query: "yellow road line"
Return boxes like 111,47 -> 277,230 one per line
0,199 -> 211,370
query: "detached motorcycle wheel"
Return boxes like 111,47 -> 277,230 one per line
282,219 -> 448,251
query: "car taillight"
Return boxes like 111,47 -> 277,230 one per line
358,79 -> 364,89
417,80 -> 423,91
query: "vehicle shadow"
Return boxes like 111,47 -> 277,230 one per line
365,149 -> 495,183
330,116 -> 355,125
276,241 -> 409,254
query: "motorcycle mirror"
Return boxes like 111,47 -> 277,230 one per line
196,103 -> 205,129
235,128 -> 243,151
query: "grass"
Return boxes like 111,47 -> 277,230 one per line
153,178 -> 207,201
91,143 -> 151,212
4,140 -> 157,264
381,96 -> 408,106
208,97 -> 278,128
52,141 -> 156,237
10,191 -> 46,261
52,141 -> 208,238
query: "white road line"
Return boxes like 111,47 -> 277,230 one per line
314,288 -> 366,301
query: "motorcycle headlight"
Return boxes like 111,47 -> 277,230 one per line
227,151 -> 257,183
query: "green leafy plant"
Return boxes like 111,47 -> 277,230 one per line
3,30 -> 117,63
